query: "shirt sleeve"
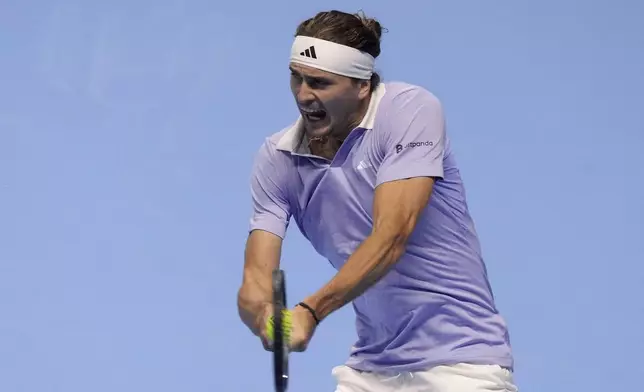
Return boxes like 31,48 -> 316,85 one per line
248,140 -> 292,239
376,86 -> 446,187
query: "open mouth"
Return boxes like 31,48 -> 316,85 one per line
300,108 -> 327,122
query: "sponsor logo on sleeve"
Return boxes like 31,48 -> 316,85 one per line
395,140 -> 434,153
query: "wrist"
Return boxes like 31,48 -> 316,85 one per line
296,301 -> 321,325
303,288 -> 345,322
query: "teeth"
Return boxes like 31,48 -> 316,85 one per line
301,108 -> 323,115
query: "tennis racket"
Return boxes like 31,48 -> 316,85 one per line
272,269 -> 289,392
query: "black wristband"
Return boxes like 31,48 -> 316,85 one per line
297,302 -> 320,325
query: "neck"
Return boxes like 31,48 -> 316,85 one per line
309,94 -> 372,160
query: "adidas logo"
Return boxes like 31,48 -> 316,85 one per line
299,46 -> 317,59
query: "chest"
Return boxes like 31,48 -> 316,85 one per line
287,131 -> 382,263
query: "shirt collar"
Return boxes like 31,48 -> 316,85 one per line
276,83 -> 386,154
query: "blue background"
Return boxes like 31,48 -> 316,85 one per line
2,1 -> 643,391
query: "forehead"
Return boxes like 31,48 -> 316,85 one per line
289,62 -> 343,80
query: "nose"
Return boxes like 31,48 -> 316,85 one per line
296,82 -> 315,104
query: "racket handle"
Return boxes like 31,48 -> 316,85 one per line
265,310 -> 292,340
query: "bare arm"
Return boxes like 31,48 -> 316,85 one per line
303,176 -> 434,321
237,229 -> 283,336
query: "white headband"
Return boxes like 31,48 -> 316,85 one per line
289,35 -> 375,80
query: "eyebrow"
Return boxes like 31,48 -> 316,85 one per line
289,66 -> 308,77
289,67 -> 333,83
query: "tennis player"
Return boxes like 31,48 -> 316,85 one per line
237,10 -> 518,392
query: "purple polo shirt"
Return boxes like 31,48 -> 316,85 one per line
248,82 -> 514,372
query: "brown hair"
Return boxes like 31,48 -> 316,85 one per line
295,10 -> 385,90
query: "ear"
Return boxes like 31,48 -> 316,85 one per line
357,79 -> 371,99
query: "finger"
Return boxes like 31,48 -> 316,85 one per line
287,333 -> 305,352
261,334 -> 273,351
262,316 -> 275,351
288,338 -> 307,352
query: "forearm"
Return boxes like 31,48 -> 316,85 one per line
238,230 -> 283,335
304,230 -> 406,321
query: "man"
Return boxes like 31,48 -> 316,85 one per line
237,10 -> 518,392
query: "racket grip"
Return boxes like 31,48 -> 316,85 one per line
265,310 -> 292,341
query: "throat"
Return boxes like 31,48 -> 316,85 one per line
308,135 -> 344,160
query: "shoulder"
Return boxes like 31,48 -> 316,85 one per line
379,81 -> 443,113
373,82 -> 445,142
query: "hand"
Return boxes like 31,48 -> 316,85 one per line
287,305 -> 318,352
255,302 -> 274,351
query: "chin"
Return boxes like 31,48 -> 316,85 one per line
305,124 -> 333,139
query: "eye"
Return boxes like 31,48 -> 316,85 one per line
290,72 -> 302,83
308,78 -> 329,89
